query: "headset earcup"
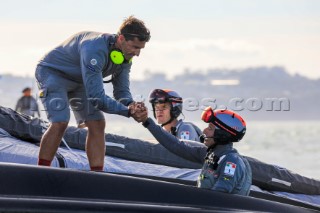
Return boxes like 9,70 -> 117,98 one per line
110,50 -> 124,65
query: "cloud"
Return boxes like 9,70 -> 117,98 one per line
132,38 -> 263,79
149,39 -> 262,55
1,19 -> 319,80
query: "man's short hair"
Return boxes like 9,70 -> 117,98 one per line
22,87 -> 31,93
118,15 -> 150,42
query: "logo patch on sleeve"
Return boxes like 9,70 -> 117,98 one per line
180,131 -> 190,140
90,58 -> 98,66
224,162 -> 237,176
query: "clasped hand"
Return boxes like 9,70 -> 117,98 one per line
128,102 -> 148,123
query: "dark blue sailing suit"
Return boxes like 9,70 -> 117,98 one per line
143,117 -> 252,195
35,31 -> 133,124
173,119 -> 202,142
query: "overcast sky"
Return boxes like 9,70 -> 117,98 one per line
0,0 -> 319,80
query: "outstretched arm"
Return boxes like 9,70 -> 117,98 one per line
143,117 -> 207,163
80,46 -> 130,117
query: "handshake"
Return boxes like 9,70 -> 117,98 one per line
128,102 -> 148,123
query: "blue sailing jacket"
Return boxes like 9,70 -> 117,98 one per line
38,31 -> 133,116
145,117 -> 252,195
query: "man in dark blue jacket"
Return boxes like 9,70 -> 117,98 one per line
15,87 -> 40,117
139,106 -> 252,195
35,16 -> 149,171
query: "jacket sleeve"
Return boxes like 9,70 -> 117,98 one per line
145,117 -> 207,163
212,155 -> 239,193
112,63 -> 134,106
79,44 -> 130,117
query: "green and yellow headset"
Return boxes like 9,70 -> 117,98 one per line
109,34 -> 132,65
110,48 -> 125,65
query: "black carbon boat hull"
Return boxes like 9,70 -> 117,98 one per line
0,163 -> 318,213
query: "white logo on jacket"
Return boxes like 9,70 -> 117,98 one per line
90,58 -> 97,66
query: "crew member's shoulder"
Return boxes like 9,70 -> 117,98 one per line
179,121 -> 202,134
222,150 -> 243,163
178,121 -> 193,129
79,31 -> 107,47
178,121 -> 198,130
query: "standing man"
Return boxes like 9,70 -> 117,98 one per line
15,87 -> 40,117
138,106 -> 252,195
149,89 -> 202,141
35,16 -> 149,171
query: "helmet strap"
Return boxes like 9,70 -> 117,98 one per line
161,116 -> 175,127
152,105 -> 156,118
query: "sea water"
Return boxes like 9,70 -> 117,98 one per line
103,119 -> 320,180
237,120 -> 320,180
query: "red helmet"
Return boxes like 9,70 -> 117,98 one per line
201,107 -> 246,143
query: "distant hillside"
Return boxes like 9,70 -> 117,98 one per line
1,66 -> 319,121
125,66 -> 320,121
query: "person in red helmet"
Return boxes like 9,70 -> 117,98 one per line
148,89 -> 202,142
139,106 -> 252,195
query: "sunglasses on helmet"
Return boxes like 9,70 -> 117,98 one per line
149,89 -> 167,103
201,106 -> 215,123
149,89 -> 182,103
